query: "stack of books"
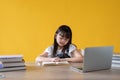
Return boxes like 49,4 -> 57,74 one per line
0,55 -> 26,72
112,54 -> 120,67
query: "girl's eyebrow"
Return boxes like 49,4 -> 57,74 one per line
58,32 -> 70,39
58,33 -> 64,37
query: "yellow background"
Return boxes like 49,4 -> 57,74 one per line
0,0 -> 120,62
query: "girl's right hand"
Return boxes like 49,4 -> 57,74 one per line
51,57 -> 61,62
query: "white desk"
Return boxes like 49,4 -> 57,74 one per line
1,63 -> 120,80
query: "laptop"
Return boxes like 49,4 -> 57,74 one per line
71,46 -> 114,72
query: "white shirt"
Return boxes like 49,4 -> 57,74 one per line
44,44 -> 76,57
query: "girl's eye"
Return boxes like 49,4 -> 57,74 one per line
64,38 -> 67,41
58,34 -> 69,41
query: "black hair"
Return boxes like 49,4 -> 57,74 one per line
52,25 -> 72,57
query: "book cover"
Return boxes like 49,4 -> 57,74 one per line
112,63 -> 120,67
2,61 -> 25,68
0,66 -> 26,72
0,55 -> 23,58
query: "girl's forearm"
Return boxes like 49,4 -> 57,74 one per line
65,57 -> 83,63
36,56 -> 53,62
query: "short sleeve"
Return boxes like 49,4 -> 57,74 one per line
44,46 -> 53,57
81,49 -> 85,56
68,44 -> 76,57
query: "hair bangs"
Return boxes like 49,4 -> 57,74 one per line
59,31 -> 71,39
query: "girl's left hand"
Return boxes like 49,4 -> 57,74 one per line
52,57 -> 61,62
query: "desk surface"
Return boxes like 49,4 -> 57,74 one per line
1,63 -> 120,80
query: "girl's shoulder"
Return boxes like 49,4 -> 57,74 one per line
46,45 -> 54,49
44,45 -> 54,52
69,44 -> 77,51
69,44 -> 77,48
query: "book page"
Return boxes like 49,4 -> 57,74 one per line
42,62 -> 56,66
56,61 -> 69,65
40,61 -> 69,66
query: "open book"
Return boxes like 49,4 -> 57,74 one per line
37,61 -> 69,66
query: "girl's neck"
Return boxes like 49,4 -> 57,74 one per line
58,46 -> 63,50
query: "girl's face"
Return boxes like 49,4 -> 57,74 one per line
56,33 -> 70,47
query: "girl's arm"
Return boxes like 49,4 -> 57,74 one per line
61,49 -> 83,63
35,52 -> 60,62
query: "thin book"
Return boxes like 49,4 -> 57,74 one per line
0,66 -> 26,72
0,55 -> 23,62
38,61 -> 69,66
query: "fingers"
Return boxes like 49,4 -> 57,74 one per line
51,57 -> 61,62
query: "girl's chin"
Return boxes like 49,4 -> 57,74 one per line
59,44 -> 65,47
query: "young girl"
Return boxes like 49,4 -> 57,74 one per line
36,25 -> 83,63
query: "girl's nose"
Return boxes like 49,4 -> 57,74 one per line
61,39 -> 66,42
